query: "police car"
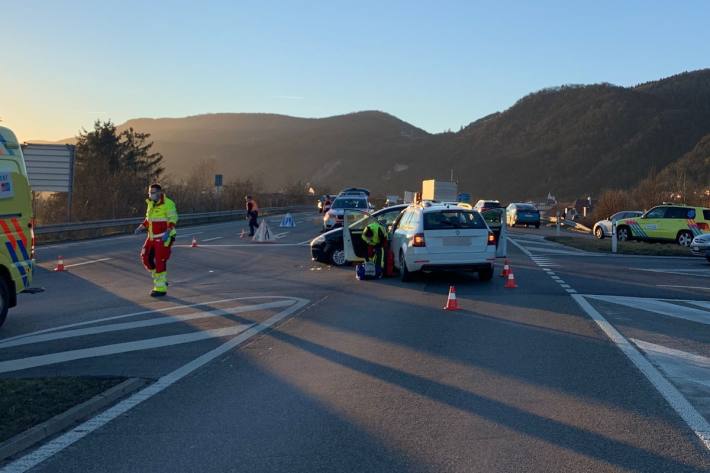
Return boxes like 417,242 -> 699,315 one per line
615,205 -> 710,246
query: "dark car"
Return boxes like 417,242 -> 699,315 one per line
506,203 -> 541,228
311,204 -> 407,266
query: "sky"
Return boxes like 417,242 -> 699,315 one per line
2,0 -> 709,141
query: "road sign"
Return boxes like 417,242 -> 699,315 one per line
21,143 -> 75,193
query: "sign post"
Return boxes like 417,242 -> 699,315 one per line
21,144 -> 75,221
611,220 -> 618,254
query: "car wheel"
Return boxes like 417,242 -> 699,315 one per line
677,231 -> 693,247
0,277 -> 9,328
330,247 -> 347,266
399,250 -> 412,282
594,226 -> 604,239
478,265 -> 493,282
617,226 -> 631,242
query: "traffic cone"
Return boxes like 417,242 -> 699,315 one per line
443,285 -> 459,310
504,270 -> 518,289
191,236 -> 198,248
500,259 -> 510,277
54,256 -> 66,272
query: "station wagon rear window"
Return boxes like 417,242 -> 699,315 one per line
424,210 -> 487,230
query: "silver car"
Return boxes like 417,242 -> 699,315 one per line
593,211 -> 643,239
690,233 -> 710,261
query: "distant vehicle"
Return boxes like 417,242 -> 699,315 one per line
506,203 -> 541,228
593,211 -> 643,239
0,126 -> 36,327
385,195 -> 401,207
616,205 -> 710,246
338,187 -> 370,197
690,233 -> 710,261
473,200 -> 502,213
390,202 -> 496,282
311,204 -> 407,266
421,180 -> 458,202
323,195 -> 371,231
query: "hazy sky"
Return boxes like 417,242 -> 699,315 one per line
3,0 -> 709,141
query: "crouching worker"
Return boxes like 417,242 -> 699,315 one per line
135,184 -> 178,297
361,221 -> 387,278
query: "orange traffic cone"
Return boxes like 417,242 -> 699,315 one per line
54,256 -> 66,272
443,285 -> 459,310
500,258 -> 510,277
504,270 -> 518,289
191,236 -> 198,248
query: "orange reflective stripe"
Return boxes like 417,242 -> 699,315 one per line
10,218 -> 27,249
0,220 -> 17,249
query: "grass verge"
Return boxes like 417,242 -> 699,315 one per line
0,377 -> 126,443
545,236 -> 693,256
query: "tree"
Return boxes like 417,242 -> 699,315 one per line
72,120 -> 164,220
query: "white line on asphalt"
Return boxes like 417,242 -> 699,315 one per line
0,324 -> 253,374
508,237 -> 533,257
176,232 -> 204,238
572,294 -> 710,451
63,258 -> 113,268
657,285 -> 710,291
565,289 -> 577,293
584,295 -> 710,326
631,338 -> 710,382
201,236 -> 224,242
0,300 -> 295,349
0,297 -> 310,473
688,301 -> 710,309
560,284 -> 571,289
633,268 -> 710,278
174,243 -> 308,248
0,296 -> 286,344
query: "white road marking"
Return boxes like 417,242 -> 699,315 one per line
0,296 -> 280,344
689,301 -> 710,309
61,258 -> 112,269
0,297 -> 310,473
201,236 -> 224,242
0,324 -> 253,374
174,243 -> 308,248
560,284 -> 571,289
584,295 -> 710,326
657,285 -> 710,291
565,289 -> 577,293
572,294 -> 710,451
634,268 -> 710,278
0,300 -> 294,349
176,232 -> 204,238
632,338 -> 710,389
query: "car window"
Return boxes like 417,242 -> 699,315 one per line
516,204 -> 536,210
644,207 -> 667,219
398,210 -> 413,230
332,198 -> 367,209
665,207 -> 694,219
376,207 -> 404,227
424,210 -> 487,230
703,210 -> 710,220
611,212 -> 624,220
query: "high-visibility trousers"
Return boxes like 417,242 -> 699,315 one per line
141,237 -> 172,292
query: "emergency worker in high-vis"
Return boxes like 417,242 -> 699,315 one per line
135,184 -> 178,297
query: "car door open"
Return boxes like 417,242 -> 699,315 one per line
343,209 -> 375,263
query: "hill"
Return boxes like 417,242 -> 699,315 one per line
62,69 -> 710,200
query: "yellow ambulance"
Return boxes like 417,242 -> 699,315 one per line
0,126 -> 35,327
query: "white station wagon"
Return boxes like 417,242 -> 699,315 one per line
391,202 -> 497,282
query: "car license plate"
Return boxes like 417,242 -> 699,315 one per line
443,237 -> 471,246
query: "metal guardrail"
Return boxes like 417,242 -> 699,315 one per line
34,206 -> 313,242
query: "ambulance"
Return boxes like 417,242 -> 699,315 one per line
0,126 -> 35,327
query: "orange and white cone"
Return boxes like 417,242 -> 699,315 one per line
191,236 -> 198,248
504,270 -> 518,289
500,259 -> 510,277
54,256 -> 66,272
443,285 -> 459,310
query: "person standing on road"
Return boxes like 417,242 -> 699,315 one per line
135,184 -> 178,297
362,220 -> 387,276
323,195 -> 332,214
246,195 -> 260,236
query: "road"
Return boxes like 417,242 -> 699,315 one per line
0,214 -> 708,472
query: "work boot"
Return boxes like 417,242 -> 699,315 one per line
150,290 -> 167,297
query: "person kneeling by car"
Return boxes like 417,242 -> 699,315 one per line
361,221 -> 386,278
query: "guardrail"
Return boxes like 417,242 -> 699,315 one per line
34,205 -> 313,243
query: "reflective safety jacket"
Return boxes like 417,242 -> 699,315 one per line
143,195 -> 178,239
362,222 -> 385,247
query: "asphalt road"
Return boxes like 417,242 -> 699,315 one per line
0,214 -> 708,472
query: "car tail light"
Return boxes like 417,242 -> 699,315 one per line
413,233 -> 426,247
488,232 -> 496,245
698,222 -> 709,231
